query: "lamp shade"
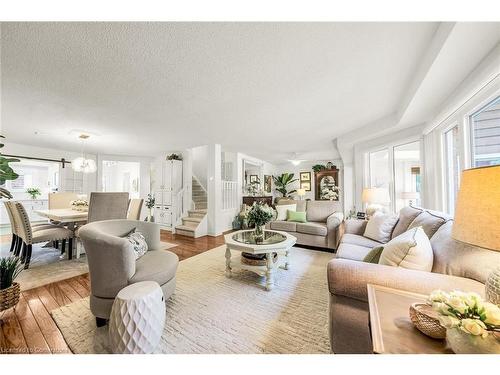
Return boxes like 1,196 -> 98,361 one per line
452,165 -> 500,251
297,188 -> 306,197
362,187 -> 390,204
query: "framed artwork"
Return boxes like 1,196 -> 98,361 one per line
314,167 -> 339,201
299,172 -> 311,182
249,175 -> 258,183
263,175 -> 272,193
300,181 -> 311,191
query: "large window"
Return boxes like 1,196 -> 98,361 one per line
470,96 -> 500,167
444,125 -> 460,214
369,149 -> 390,189
393,141 -> 421,212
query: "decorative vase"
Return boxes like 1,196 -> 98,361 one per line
147,208 -> 155,222
486,266 -> 500,305
254,224 -> 264,241
446,328 -> 500,354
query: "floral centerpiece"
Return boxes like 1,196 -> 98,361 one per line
246,202 -> 274,240
428,290 -> 500,353
319,176 -> 339,200
70,199 -> 89,211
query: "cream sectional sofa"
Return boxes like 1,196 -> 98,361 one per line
328,206 -> 500,353
266,199 -> 343,250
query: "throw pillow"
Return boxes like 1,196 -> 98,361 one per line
127,231 -> 149,259
363,246 -> 384,263
287,210 -> 307,223
276,204 -> 296,221
408,211 -> 448,239
363,212 -> 399,243
378,227 -> 433,272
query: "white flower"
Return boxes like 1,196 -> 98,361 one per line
482,302 -> 500,326
432,302 -> 453,316
448,296 -> 468,314
438,315 -> 460,329
460,319 -> 488,338
428,290 -> 449,303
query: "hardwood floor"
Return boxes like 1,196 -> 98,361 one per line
0,230 -> 228,354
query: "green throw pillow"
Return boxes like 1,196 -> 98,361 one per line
287,210 -> 307,223
363,246 -> 384,264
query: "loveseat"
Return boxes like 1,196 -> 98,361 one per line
328,206 -> 500,353
266,199 -> 343,250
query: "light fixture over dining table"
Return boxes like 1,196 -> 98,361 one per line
72,134 -> 97,173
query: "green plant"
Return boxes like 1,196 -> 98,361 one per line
0,135 -> 20,199
312,164 -> 326,173
145,193 -> 155,209
26,187 -> 41,199
272,173 -> 298,198
247,202 -> 274,228
166,153 -> 182,161
0,257 -> 23,290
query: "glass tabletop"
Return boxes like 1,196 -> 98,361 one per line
232,230 -> 287,245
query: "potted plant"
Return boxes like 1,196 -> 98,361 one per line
26,187 -> 41,200
0,257 -> 23,312
429,290 -> 500,353
166,153 -> 182,161
0,135 -> 20,200
145,193 -> 155,222
272,173 -> 298,200
246,202 -> 274,241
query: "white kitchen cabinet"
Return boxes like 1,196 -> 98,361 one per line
152,159 -> 183,230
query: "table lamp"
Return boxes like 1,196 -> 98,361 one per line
401,191 -> 420,206
362,187 -> 390,217
297,188 -> 306,200
452,165 -> 500,304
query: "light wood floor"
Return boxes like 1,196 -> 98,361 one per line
0,231 -> 227,354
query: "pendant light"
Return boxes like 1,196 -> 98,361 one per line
72,134 -> 96,173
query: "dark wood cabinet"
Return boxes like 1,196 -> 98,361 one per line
242,196 -> 273,207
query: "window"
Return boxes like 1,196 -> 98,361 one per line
444,125 -> 460,214
393,141 -> 421,212
369,149 -> 390,189
470,96 -> 500,167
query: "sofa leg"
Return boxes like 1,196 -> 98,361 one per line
96,317 -> 107,327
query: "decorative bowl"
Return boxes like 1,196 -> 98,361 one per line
409,302 -> 446,339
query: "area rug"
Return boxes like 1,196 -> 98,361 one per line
52,245 -> 334,354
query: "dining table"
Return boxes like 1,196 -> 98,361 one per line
34,208 -> 89,258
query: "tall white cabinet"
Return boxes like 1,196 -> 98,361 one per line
152,159 -> 183,230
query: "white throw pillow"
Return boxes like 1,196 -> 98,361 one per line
276,204 -> 296,221
127,231 -> 149,259
378,226 -> 433,272
363,212 -> 399,243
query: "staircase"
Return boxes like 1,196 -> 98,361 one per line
192,177 -> 207,210
174,177 -> 208,238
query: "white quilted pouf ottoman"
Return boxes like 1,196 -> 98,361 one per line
109,281 -> 166,354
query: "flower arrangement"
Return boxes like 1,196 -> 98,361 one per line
26,187 -> 41,200
429,290 -> 500,338
145,193 -> 155,222
247,202 -> 274,238
70,199 -> 89,211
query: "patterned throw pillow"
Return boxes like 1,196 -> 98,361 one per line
127,231 -> 149,259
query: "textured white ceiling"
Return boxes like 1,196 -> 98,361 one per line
1,22 -> 439,162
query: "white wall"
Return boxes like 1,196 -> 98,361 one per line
191,145 -> 208,190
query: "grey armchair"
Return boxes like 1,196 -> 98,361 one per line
78,219 -> 179,326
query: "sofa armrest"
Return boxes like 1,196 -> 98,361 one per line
344,219 -> 367,235
327,212 -> 344,249
327,258 -> 485,302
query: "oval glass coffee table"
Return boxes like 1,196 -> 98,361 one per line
224,229 -> 297,291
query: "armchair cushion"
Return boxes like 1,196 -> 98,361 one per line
327,258 -> 485,302
336,242 -> 372,261
130,250 -> 179,286
363,212 -> 398,243
269,220 -> 297,232
341,233 -> 382,248
296,222 -> 327,236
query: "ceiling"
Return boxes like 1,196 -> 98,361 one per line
0,22 -> 466,162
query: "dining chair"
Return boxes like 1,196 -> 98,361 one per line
12,202 -> 74,269
87,192 -> 130,223
48,192 -> 79,209
127,198 -> 144,220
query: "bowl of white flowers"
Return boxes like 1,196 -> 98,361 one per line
429,290 -> 500,354
70,199 -> 89,212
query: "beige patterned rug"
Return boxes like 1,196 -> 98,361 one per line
51,245 -> 334,354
